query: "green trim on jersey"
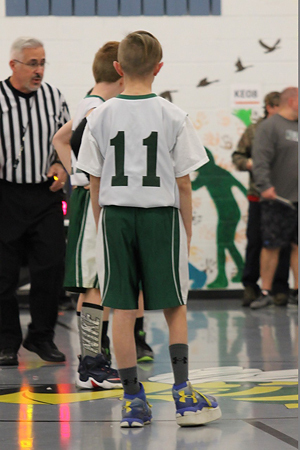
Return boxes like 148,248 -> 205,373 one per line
117,93 -> 157,100
85,94 -> 105,102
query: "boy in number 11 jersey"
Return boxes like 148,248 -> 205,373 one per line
77,30 -> 222,428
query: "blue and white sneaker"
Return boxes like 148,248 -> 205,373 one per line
120,383 -> 152,428
172,381 -> 222,426
75,353 -> 122,390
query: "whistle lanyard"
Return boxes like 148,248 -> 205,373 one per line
13,96 -> 35,170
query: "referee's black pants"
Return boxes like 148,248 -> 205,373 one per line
0,180 -> 65,351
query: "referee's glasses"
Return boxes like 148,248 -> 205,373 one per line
13,59 -> 47,69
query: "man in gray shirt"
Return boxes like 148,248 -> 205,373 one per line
251,87 -> 298,309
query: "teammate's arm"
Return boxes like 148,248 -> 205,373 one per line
53,108 -> 96,175
176,174 -> 192,254
52,119 -> 73,174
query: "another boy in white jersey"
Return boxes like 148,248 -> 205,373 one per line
53,42 -> 124,389
77,31 -> 222,427
54,42 -> 153,390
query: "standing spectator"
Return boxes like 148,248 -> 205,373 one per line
232,92 -> 291,306
0,37 -> 70,366
251,87 -> 298,309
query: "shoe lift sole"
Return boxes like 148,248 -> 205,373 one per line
75,372 -> 122,390
176,406 -> 222,427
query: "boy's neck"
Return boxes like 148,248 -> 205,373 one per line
90,81 -> 122,101
121,75 -> 153,96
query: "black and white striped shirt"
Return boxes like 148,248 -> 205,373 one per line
0,78 -> 70,184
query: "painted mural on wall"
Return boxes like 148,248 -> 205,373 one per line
159,35 -> 285,290
160,90 -> 250,290
188,109 -> 250,290
0,0 -> 291,294
191,149 -> 247,289
161,87 -> 255,290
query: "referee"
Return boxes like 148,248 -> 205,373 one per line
0,37 -> 70,365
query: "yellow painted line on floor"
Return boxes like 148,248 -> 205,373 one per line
0,381 -> 297,407
285,403 -> 298,409
236,395 -> 298,402
0,389 -> 123,405
213,386 -> 282,397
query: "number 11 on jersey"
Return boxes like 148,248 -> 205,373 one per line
110,131 -> 160,188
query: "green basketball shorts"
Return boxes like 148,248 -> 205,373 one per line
64,187 -> 99,292
96,206 -> 189,310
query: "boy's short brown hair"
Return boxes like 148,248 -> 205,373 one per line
118,31 -> 162,77
92,41 -> 121,83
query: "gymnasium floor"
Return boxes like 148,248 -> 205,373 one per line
0,299 -> 298,450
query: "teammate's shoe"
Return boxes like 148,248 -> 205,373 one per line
135,331 -> 154,362
75,353 -> 122,390
120,383 -> 152,428
172,381 -> 222,427
101,335 -> 112,362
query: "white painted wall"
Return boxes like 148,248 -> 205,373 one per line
0,0 -> 298,290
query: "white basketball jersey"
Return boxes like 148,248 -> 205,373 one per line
71,95 -> 104,186
77,94 -> 208,208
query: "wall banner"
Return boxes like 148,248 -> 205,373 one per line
231,84 -> 262,108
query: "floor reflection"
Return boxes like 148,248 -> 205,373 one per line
0,300 -> 297,450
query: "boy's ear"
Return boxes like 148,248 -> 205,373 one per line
154,62 -> 163,76
113,61 -> 124,77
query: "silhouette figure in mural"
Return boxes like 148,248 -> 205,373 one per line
191,149 -> 247,288
259,39 -> 281,53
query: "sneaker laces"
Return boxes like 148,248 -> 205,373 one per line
94,354 -> 119,376
80,354 -> 112,371
123,397 -> 152,409
94,354 -> 111,368
189,388 -> 215,406
175,383 -> 215,407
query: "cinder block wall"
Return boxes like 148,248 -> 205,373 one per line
0,0 -> 297,290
